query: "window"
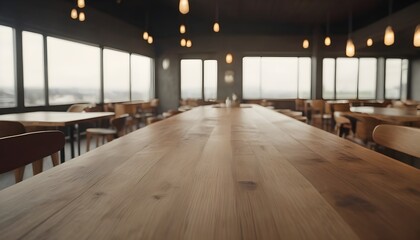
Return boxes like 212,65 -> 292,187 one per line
103,49 -> 130,103
385,59 -> 402,99
181,59 -> 203,99
131,54 -> 153,101
242,57 -> 311,99
336,58 -> 358,99
47,37 -> 100,105
401,59 -> 409,100
322,58 -> 335,99
358,58 -> 377,99
204,60 -> 218,100
0,25 -> 16,108
323,58 -> 378,100
23,31 -> 45,106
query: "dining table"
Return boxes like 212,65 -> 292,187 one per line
0,105 -> 418,239
349,106 -> 420,124
0,111 -> 114,162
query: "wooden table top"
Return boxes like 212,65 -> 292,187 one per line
0,105 -> 419,239
0,111 -> 115,127
350,106 -> 420,123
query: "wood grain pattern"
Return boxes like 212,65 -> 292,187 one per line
0,105 -> 418,240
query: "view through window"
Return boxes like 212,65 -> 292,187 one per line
131,54 -> 153,101
0,25 -> 16,108
103,49 -> 130,103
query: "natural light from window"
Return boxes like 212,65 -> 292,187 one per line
358,58 -> 377,99
336,58 -> 358,99
131,54 -> 153,101
204,60 -> 218,100
0,25 -> 16,108
181,59 -> 202,99
103,49 -> 130,103
385,59 -> 402,99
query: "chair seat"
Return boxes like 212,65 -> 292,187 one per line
86,128 -> 117,135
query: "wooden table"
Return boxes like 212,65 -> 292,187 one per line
0,105 -> 418,239
0,111 -> 114,161
350,106 -> 420,123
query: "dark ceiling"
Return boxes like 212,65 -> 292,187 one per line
86,0 -> 419,37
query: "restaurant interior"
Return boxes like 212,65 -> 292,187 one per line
0,0 -> 419,239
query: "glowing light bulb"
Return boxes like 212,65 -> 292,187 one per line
180,25 -> 186,34
147,36 -> 153,44
226,53 -> 233,64
78,0 -> 85,8
71,9 -> 78,19
78,12 -> 85,22
302,39 -> 309,49
324,36 -> 331,46
179,0 -> 189,14
414,25 -> 420,47
384,25 -> 394,46
367,38 -> 373,47
346,39 -> 355,57
143,32 -> 149,40
180,38 -> 186,46
186,39 -> 192,47
213,22 -> 220,32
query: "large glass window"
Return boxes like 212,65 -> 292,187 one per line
358,58 -> 377,99
401,59 -> 409,100
0,25 -> 16,108
242,57 -> 310,99
336,58 -> 358,99
131,54 -> 153,101
385,59 -> 402,99
23,31 -> 45,106
204,60 -> 217,100
103,49 -> 130,103
181,59 -> 202,99
322,58 -> 335,99
47,37 -> 100,105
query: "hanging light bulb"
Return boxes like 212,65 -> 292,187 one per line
367,38 -> 373,47
302,39 -> 309,49
324,36 -> 331,46
384,26 -> 394,46
147,36 -> 153,44
213,22 -> 220,33
180,38 -> 186,47
226,53 -> 233,64
143,32 -> 149,40
78,0 -> 85,8
413,24 -> 420,47
346,39 -> 355,57
180,25 -> 186,34
186,39 -> 192,47
71,9 -> 78,19
78,12 -> 86,22
179,0 -> 189,14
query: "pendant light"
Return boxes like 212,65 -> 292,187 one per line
180,24 -> 186,34
226,53 -> 233,64
367,38 -> 373,47
179,0 -> 189,15
384,0 -> 394,46
143,32 -> 149,40
186,39 -> 192,47
324,12 -> 331,46
78,0 -> 85,8
78,12 -> 86,22
180,38 -> 186,47
346,10 -> 355,57
324,37 -> 331,46
414,25 -> 420,47
213,1 -> 220,33
71,9 -> 78,19
302,39 -> 309,49
147,36 -> 153,44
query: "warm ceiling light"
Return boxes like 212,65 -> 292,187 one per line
78,12 -> 85,22
147,36 -> 153,44
179,0 -> 189,14
346,39 -> 355,57
71,9 -> 78,19
367,38 -> 373,47
143,32 -> 149,40
302,39 -> 309,49
384,25 -> 394,46
226,53 -> 233,64
414,25 -> 420,47
324,36 -> 331,46
213,22 -> 220,33
186,39 -> 192,47
77,0 -> 85,8
180,25 -> 186,34
180,38 -> 186,46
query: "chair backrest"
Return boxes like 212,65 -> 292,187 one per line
0,131 -> 65,174
309,100 -> 325,114
0,121 -> 26,137
355,115 -> 385,143
111,115 -> 128,137
332,103 -> 350,112
67,103 -> 94,112
373,124 -> 420,158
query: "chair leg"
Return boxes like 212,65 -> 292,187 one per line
32,159 -> 43,175
106,134 -> 114,143
14,167 -> 25,183
86,132 -> 91,152
51,152 -> 59,166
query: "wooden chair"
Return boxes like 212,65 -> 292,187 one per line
353,115 -> 386,148
86,115 -> 128,151
67,103 -> 95,155
146,117 -> 163,125
0,130 -> 64,183
333,112 -> 352,138
307,100 -> 331,129
373,125 -> 420,158
331,103 -> 350,132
